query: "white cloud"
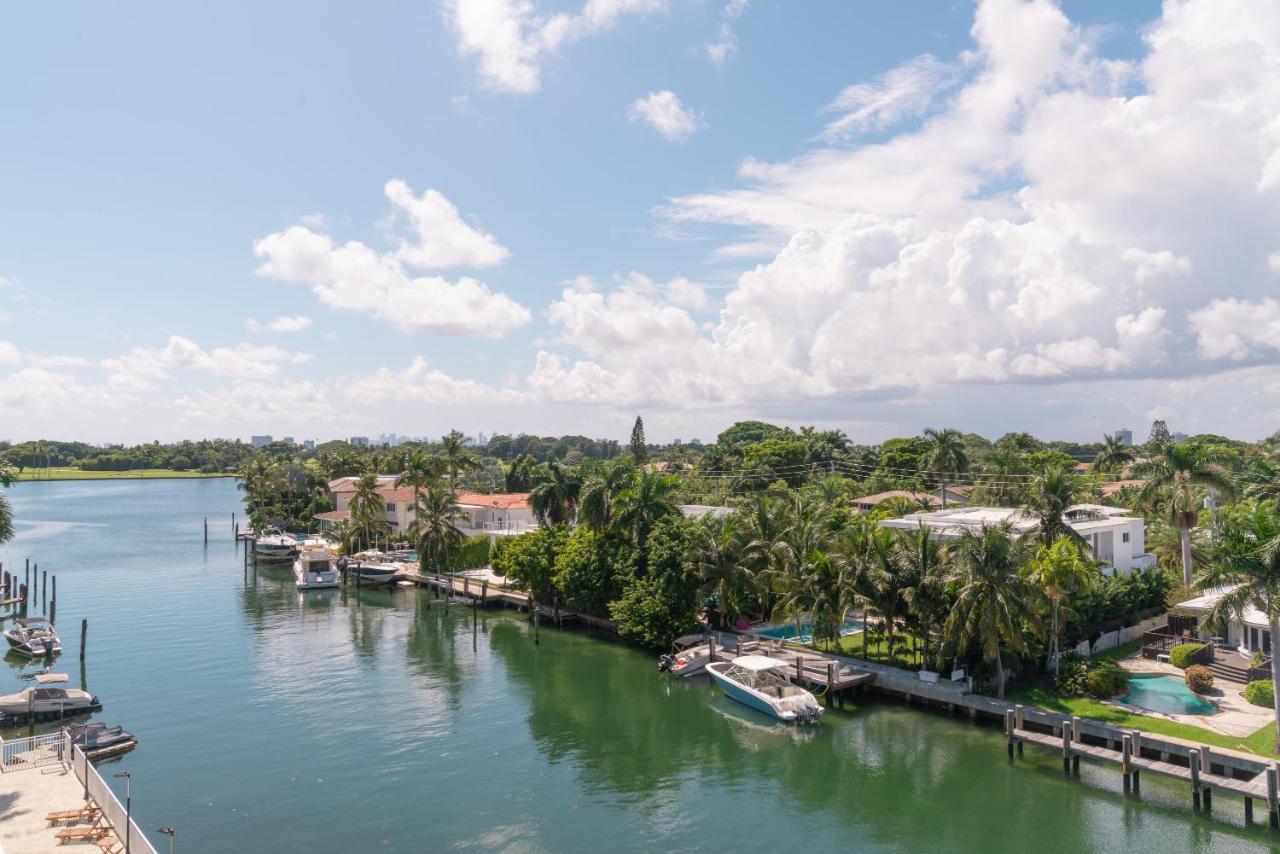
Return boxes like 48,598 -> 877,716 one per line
341,358 -> 526,405
0,341 -> 18,364
629,90 -> 701,141
247,315 -> 313,333
535,0 -> 1280,409
706,0 -> 748,67
821,54 -> 958,142
443,0 -> 667,94
100,336 -> 311,392
175,380 -> 332,424
254,182 -> 529,337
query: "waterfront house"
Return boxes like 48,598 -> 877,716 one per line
852,486 -> 971,513
318,477 -> 536,537
1168,586 -> 1273,658
878,504 -> 1157,575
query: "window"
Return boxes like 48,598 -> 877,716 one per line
386,503 -> 397,513
1122,532 -> 1129,543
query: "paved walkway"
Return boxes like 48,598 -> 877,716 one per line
0,760 -> 99,853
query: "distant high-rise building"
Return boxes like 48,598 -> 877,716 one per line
282,436 -> 295,445
251,435 -> 273,448
303,439 -> 316,450
349,436 -> 370,447
1115,428 -> 1133,446
1172,431 -> 1190,442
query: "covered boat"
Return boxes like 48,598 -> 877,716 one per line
4,617 -> 62,658
66,721 -> 138,758
344,561 -> 398,586
0,675 -> 96,716
706,656 -> 823,723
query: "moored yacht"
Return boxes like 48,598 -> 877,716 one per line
4,617 -> 62,658
0,674 -> 96,716
254,528 -> 299,560
706,655 -> 823,723
294,546 -> 340,589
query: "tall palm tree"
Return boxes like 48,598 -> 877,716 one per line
0,463 -> 14,544
924,427 -> 969,508
1020,465 -> 1086,548
977,446 -> 1024,506
894,524 -> 948,668
440,430 -> 480,491
862,525 -> 909,663
348,472 -> 387,550
1199,500 -> 1280,752
612,469 -> 679,566
578,460 -> 633,531
529,461 -> 581,527
943,524 -> 1042,698
411,486 -> 465,573
1025,536 -> 1096,675
690,515 -> 751,628
396,450 -> 445,517
1094,434 -> 1135,474
1134,442 -> 1236,586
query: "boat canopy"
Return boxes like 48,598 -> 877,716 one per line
17,617 -> 50,627
732,655 -> 790,672
34,673 -> 68,684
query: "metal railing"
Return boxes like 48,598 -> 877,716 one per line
70,743 -> 160,854
1,730 -> 68,771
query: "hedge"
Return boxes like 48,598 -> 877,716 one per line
1085,660 -> 1130,698
1184,664 -> 1214,694
1246,679 -> 1275,708
1169,642 -> 1209,669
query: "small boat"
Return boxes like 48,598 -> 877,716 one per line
4,617 -> 62,658
254,528 -> 299,560
66,721 -> 138,758
659,634 -> 713,677
344,561 -> 398,586
0,675 -> 97,716
706,655 -> 823,723
294,546 -> 340,590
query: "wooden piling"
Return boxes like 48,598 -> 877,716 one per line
1190,749 -> 1201,810
1246,797 -> 1254,824
1269,765 -> 1279,828
708,636 -> 716,664
826,663 -> 834,708
204,517 -> 208,544
795,656 -> 803,685
1061,718 -> 1071,773
1005,709 -> 1016,758
1121,734 -> 1132,791
80,619 -> 87,661
482,579 -> 488,605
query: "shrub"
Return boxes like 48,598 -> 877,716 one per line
1053,651 -> 1089,696
1084,660 -> 1130,698
1169,642 -> 1207,669
1184,665 -> 1214,694
1246,679 -> 1275,708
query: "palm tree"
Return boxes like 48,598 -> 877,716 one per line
396,450 -> 445,518
0,463 -> 14,544
612,469 -> 679,567
411,486 -> 465,573
943,524 -> 1042,698
894,524 -> 948,668
976,446 -> 1024,506
1020,465 -> 1086,548
1199,500 -> 1280,752
440,430 -> 479,491
348,473 -> 387,550
1025,536 -> 1096,675
1094,434 -> 1135,474
924,427 -> 968,508
1134,442 -> 1236,586
578,460 -> 633,531
690,515 -> 752,628
529,461 -> 581,527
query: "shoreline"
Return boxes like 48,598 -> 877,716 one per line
11,470 -> 236,482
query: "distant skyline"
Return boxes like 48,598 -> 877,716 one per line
5,1 -> 1280,445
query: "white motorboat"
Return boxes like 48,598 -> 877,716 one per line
294,546 -> 340,590
706,656 -> 823,723
254,528 -> 299,560
0,674 -> 96,716
344,561 -> 398,586
4,617 -> 62,658
659,634 -> 713,677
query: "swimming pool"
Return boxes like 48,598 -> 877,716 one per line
1119,673 -> 1219,716
754,617 -> 864,645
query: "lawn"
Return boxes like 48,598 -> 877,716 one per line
816,630 -> 926,669
12,467 -> 234,481
1006,682 -> 1279,758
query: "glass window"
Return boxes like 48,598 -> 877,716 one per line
386,503 -> 396,512
1122,532 -> 1129,543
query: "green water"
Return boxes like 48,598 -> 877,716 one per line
0,479 -> 1273,852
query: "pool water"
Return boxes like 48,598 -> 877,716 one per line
755,616 -> 863,644
1120,673 -> 1219,716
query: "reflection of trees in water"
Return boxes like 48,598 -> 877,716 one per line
346,587 -> 396,661
403,596 -> 471,715
238,564 -> 298,631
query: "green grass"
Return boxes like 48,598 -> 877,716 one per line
816,630 -> 926,669
12,467 -> 233,481
1005,685 -> 1280,758
1092,638 -> 1143,662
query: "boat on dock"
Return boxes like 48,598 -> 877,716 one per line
295,546 -> 340,590
344,561 -> 398,586
254,528 -> 300,560
0,674 -> 97,716
66,721 -> 138,759
4,617 -> 62,658
706,656 -> 824,723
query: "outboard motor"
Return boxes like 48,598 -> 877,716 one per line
658,654 -> 675,673
42,638 -> 54,658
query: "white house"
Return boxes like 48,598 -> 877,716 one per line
878,504 -> 1157,575
1170,586 -> 1273,658
318,477 -> 536,537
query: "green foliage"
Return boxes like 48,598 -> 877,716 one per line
716,420 -> 788,448
1083,659 -> 1130,698
739,437 -> 809,487
491,526 -> 567,604
1169,642 -> 1208,669
455,536 -> 490,570
553,527 -> 627,615
877,436 -> 932,478
1184,664 -> 1214,694
610,574 -> 700,649
629,416 -> 647,463
1246,679 -> 1275,708
1052,650 -> 1089,695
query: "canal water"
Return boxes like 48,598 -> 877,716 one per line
0,478 -> 1274,852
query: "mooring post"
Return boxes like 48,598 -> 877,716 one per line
49,597 -> 55,626
826,663 -> 834,708
41,569 -> 47,613
533,604 -> 540,646
482,579 -> 488,606
204,517 -> 208,544
1005,709 -> 1016,758
708,635 -> 716,664
1247,796 -> 1255,824
1190,749 -> 1201,810
1269,765 -> 1279,828
80,618 -> 87,661
1122,734 -> 1132,792
1061,718 -> 1071,773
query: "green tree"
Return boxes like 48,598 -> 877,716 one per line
611,469 -> 679,569
440,430 -> 479,490
1025,537 -> 1096,675
943,524 -> 1042,698
1134,442 -> 1236,586
1020,465 -> 1085,548
1148,419 -> 1172,448
578,459 -> 633,531
348,472 -> 388,549
0,463 -> 14,543
1199,501 -> 1280,752
529,461 -> 582,527
689,515 -> 751,628
410,485 -> 464,573
629,416 -> 647,463
396,450 -> 445,509
924,427 -> 969,508
492,526 -> 566,607
1094,434 -> 1135,473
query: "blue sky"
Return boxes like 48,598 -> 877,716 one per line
7,0 -> 1280,446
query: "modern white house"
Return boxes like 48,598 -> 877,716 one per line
1169,586 -> 1274,658
878,503 -> 1157,575
317,477 -> 536,537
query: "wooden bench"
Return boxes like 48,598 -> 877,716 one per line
54,816 -> 111,845
45,804 -> 100,826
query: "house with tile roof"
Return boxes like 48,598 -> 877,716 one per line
320,477 -> 536,536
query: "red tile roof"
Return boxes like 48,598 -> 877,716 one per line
455,491 -> 531,510
853,490 -> 943,508
314,509 -> 350,522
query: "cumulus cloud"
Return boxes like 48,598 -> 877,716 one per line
341,358 -> 526,405
443,0 -> 667,94
247,315 -> 313,333
0,341 -> 18,364
101,336 -> 311,392
629,91 -> 702,141
254,181 -> 529,337
533,0 -> 1280,409
706,0 -> 748,67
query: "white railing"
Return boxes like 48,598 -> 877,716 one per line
71,743 -> 160,854
1,730 -> 69,771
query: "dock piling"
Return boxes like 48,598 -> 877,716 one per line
1121,734 -> 1132,792
1005,709 -> 1015,758
80,618 -> 87,662
1061,718 -> 1071,773
1269,766 -> 1279,828
1190,749 -> 1201,810
204,517 -> 208,544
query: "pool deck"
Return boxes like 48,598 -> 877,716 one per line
1119,655 -> 1271,738
0,758 -> 104,853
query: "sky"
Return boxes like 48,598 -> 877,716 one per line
3,0 -> 1280,446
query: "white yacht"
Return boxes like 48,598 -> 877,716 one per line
0,674 -> 96,716
706,655 -> 824,723
295,546 -> 340,590
254,528 -> 299,560
4,617 -> 62,658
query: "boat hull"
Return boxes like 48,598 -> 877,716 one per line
347,567 -> 397,585
708,665 -> 799,721
4,632 -> 61,659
